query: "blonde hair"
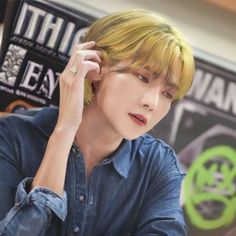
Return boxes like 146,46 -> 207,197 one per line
83,9 -> 195,104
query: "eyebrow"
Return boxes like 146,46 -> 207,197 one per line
142,66 -> 180,90
141,66 -> 160,77
166,81 -> 180,90
144,65 -> 152,71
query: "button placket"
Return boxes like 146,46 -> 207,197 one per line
73,226 -> 80,234
73,152 -> 87,235
79,195 -> 85,202
89,195 -> 93,205
71,146 -> 77,155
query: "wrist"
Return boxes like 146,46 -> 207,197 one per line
54,122 -> 78,136
50,125 -> 77,148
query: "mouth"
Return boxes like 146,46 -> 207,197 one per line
128,113 -> 147,126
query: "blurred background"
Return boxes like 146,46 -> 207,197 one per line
64,0 -> 236,64
0,0 -> 236,235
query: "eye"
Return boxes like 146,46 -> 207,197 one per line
137,74 -> 149,83
162,91 -> 173,100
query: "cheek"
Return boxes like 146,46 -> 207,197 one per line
153,102 -> 171,123
96,81 -> 124,115
97,76 -> 134,108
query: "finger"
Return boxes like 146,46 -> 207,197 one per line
86,70 -> 101,81
69,50 -> 101,70
79,61 -> 100,78
75,50 -> 102,63
69,41 -> 96,62
75,41 -> 95,50
67,50 -> 101,72
84,61 -> 100,74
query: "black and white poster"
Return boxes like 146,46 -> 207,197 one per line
0,0 -> 96,112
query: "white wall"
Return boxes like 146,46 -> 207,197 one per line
69,0 -> 236,67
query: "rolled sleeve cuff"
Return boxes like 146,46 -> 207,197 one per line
15,177 -> 67,221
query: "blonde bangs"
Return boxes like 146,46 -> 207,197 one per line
177,48 -> 195,100
83,9 -> 195,104
127,33 -> 194,100
126,34 -> 184,99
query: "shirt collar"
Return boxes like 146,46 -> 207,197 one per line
31,107 -> 134,179
109,139 -> 133,179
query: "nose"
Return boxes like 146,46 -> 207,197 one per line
141,87 -> 160,111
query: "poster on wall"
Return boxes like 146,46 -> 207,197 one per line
150,55 -> 236,236
0,0 -> 96,112
1,1 -> 236,235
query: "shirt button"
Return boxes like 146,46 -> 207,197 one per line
79,195 -> 85,202
74,226 -> 80,234
71,147 -> 77,154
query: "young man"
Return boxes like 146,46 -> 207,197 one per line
0,9 -> 194,235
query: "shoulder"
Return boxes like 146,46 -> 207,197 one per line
0,107 -> 59,138
30,107 -> 59,137
131,134 -> 185,177
0,113 -> 33,140
0,108 -> 59,176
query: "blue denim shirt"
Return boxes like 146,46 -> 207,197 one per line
0,108 -> 187,236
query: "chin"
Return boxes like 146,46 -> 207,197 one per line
121,132 -> 145,141
114,124 -> 149,140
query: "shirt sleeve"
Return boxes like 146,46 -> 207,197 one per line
134,148 -> 187,236
0,116 -> 67,236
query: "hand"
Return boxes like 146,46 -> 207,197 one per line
56,41 -> 101,132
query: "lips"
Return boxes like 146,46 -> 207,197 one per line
128,113 -> 147,126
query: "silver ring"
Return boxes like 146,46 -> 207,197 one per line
70,65 -> 78,75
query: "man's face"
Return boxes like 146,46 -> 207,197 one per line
93,64 -> 179,140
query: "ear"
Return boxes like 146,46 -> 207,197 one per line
85,71 -> 101,95
86,70 -> 102,82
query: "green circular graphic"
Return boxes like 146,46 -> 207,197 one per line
183,145 -> 236,230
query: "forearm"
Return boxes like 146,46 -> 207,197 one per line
32,126 -> 76,196
0,178 -> 67,236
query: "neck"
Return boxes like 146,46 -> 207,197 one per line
75,102 -> 123,174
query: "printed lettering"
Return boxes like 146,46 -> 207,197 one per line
59,22 -> 76,54
24,5 -> 46,39
37,13 -> 64,48
223,82 -> 236,114
14,3 -> 28,35
20,61 -> 43,91
187,68 -> 236,116
37,69 -> 59,99
204,77 -> 225,109
187,69 -> 212,101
